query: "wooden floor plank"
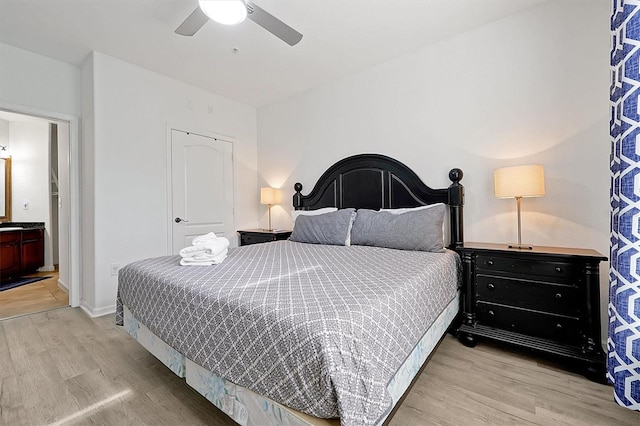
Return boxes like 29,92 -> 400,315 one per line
0,375 -> 25,425
402,375 -> 537,425
0,270 -> 68,320
3,350 -> 81,425
0,323 -> 14,380
35,312 -> 101,380
425,355 -> 538,414
2,315 -> 48,373
65,368 -> 131,410
144,384 -> 233,425
411,373 -> 537,424
534,385 -> 639,425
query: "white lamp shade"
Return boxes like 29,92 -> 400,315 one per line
260,187 -> 281,205
199,0 -> 247,25
494,164 -> 545,198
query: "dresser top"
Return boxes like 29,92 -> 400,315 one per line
459,242 -> 607,260
238,229 -> 292,235
0,222 -> 45,229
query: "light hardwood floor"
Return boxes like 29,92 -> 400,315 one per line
0,270 -> 68,320
0,308 -> 638,425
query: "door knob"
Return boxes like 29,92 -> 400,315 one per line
175,217 -> 189,223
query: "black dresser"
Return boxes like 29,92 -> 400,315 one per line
456,242 -> 607,381
237,229 -> 292,246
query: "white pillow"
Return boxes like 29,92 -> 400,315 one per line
380,203 -> 444,215
291,207 -> 338,224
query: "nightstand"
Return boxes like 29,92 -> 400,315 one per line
456,242 -> 607,381
237,229 -> 292,246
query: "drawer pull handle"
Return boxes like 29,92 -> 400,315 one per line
555,267 -> 562,273
488,310 -> 495,317
555,293 -> 562,300
556,323 -> 563,330
487,283 -> 495,290
487,260 -> 494,266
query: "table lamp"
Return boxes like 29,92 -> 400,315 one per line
260,187 -> 281,231
494,164 -> 545,249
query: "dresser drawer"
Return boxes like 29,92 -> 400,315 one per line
475,254 -> 579,280
22,229 -> 43,241
0,231 -> 21,244
476,301 -> 581,345
476,274 -> 580,315
241,234 -> 275,245
238,230 -> 292,246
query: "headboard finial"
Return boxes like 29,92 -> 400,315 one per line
293,182 -> 303,210
449,168 -> 463,183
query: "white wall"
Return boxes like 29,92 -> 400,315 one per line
0,41 -> 81,303
258,1 -> 611,333
81,52 -> 259,315
9,121 -> 54,270
0,42 -> 81,117
0,119 -> 8,147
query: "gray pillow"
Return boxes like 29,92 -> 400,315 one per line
290,208 -> 356,246
350,205 -> 445,252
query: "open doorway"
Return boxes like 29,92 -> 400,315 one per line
0,109 -> 73,319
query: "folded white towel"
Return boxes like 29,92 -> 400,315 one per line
179,258 -> 213,266
179,237 -> 230,258
179,245 -> 208,257
191,248 -> 228,262
192,232 -> 218,245
179,248 -> 228,266
179,233 -> 230,266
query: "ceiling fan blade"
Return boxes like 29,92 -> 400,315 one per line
246,2 -> 303,46
175,7 -> 209,36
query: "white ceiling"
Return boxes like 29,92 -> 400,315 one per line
0,0 -> 547,107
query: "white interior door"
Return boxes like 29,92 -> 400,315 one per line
170,130 -> 234,254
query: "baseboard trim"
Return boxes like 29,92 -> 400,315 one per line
38,266 -> 56,272
80,302 -> 116,318
58,279 -> 69,293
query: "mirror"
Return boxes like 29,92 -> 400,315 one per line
0,157 -> 11,222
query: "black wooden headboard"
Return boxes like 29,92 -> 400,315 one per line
292,153 -> 464,248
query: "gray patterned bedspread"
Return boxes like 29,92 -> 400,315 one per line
116,240 -> 459,426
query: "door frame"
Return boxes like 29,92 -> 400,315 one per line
0,101 -> 81,307
165,124 -> 236,255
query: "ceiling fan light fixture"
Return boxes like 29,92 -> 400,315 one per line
198,0 -> 247,25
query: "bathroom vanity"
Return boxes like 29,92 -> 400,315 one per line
0,223 -> 45,281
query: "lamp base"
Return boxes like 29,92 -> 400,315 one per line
508,243 -> 533,250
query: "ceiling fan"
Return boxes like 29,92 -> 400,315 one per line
175,0 -> 303,46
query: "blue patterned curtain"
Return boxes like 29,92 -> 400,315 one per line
610,0 -> 640,410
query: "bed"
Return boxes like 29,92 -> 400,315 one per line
116,153 -> 465,426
